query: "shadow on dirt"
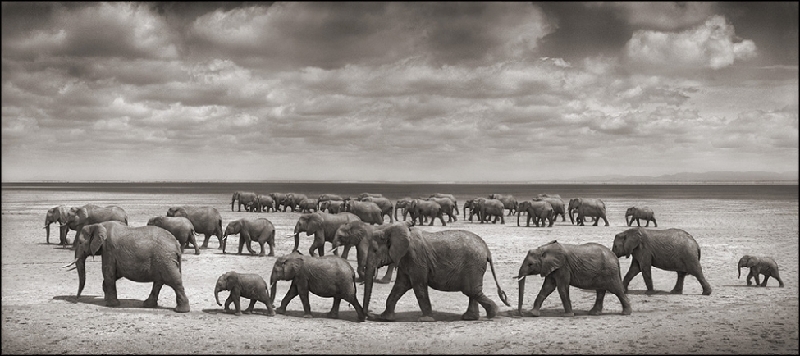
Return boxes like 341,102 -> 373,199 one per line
52,295 -> 174,313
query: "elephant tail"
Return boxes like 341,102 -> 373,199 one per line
487,250 -> 510,307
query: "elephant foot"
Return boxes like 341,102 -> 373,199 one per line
375,312 -> 396,322
418,316 -> 436,322
669,289 -> 683,294
243,308 -> 253,314
562,312 -> 575,317
276,307 -> 286,314
201,245 -> 209,249
267,252 -> 275,257
645,289 -> 657,295
143,298 -> 158,308
747,281 -> 753,286
588,308 -> 602,316
258,253 -> 266,257
302,313 -> 313,319
702,288 -> 712,295
266,310 -> 276,316
106,299 -> 121,308
235,311 -> 242,316
485,303 -> 498,319
175,303 -> 190,313
461,312 -> 480,321
621,307 -> 632,315
529,308 -> 541,317
326,311 -> 339,319
194,251 -> 200,255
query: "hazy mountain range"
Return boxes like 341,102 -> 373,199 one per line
573,171 -> 798,183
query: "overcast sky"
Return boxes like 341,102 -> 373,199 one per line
2,2 -> 798,182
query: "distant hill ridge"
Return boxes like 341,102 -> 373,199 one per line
576,171 -> 798,183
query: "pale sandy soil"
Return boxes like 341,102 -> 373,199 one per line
2,189 -> 798,354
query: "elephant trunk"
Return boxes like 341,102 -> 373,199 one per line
214,284 -> 223,306
45,223 -> 51,244
738,261 -> 745,279
518,276 -> 526,316
269,273 -> 279,305
625,214 -> 632,226
293,223 -> 302,251
76,259 -> 86,299
517,210 -> 521,226
362,256 -> 377,318
569,208 -> 575,224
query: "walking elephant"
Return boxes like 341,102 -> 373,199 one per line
488,194 -> 517,216
331,220 -> 397,283
256,194 -> 275,212
147,216 -> 199,255
317,194 -> 344,210
394,198 -> 414,221
361,222 -> 511,322
320,199 -> 345,214
214,271 -> 275,316
738,255 -> 784,287
568,198 -> 609,226
269,193 -> 288,210
463,198 -> 483,222
281,193 -> 308,212
516,200 -> 555,227
63,221 -> 190,313
344,200 -> 384,225
429,193 -> 459,215
359,196 -> 395,223
426,197 -> 457,222
534,196 -> 566,222
270,251 -> 365,322
625,207 -> 657,227
293,212 -> 361,256
406,199 -> 447,226
167,206 -> 224,249
479,198 -> 505,224
297,198 -> 319,213
231,191 -> 258,212
222,217 -> 276,257
44,205 -> 71,246
612,228 -> 712,295
67,204 -> 129,248
516,240 -> 631,317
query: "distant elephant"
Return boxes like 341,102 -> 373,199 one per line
317,194 -> 344,210
407,199 -> 447,226
222,217 -> 276,257
463,198 -> 482,222
67,204 -> 129,248
568,198 -> 609,226
359,196 -> 395,223
281,193 -> 308,212
426,197 -> 457,222
393,197 -> 414,221
344,200 -> 384,225
147,216 -> 199,255
231,191 -> 258,212
269,193 -> 288,210
479,198 -> 505,224
214,271 -> 275,316
361,222 -> 510,322
44,205 -> 71,246
63,221 -> 190,313
293,212 -> 361,256
167,206 -> 224,249
738,255 -> 784,287
357,193 -> 383,200
332,220 -> 397,283
256,194 -> 275,212
613,228 -> 712,295
488,194 -> 517,216
429,193 -> 459,215
516,200 -> 555,227
270,251 -> 365,322
297,198 -> 319,213
534,196 -> 566,221
625,207 -> 657,227
320,199 -> 345,214
517,240 -> 631,317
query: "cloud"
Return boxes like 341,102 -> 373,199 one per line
625,15 -> 758,70
606,2 -> 718,31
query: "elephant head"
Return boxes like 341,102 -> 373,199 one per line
63,224 -> 107,299
362,222 -> 413,316
738,255 -> 758,279
516,201 -> 530,226
44,206 -> 68,244
516,240 -> 568,315
166,207 -> 184,217
612,228 -> 642,259
231,192 -> 240,211
293,213 -> 322,251
624,207 -> 637,226
269,251 -> 304,304
222,220 -> 244,253
214,271 -> 239,306
568,199 -> 581,224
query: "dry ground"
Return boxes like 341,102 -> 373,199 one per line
2,189 -> 798,354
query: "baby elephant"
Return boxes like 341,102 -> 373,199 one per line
214,271 -> 276,316
269,251 -> 365,322
517,240 -> 632,317
738,255 -> 785,287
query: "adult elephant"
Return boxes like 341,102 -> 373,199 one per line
344,200 -> 384,225
426,197 -> 457,222
463,198 -> 482,222
331,220 -> 397,283
357,193 -> 383,200
516,240 -> 631,317
393,198 -> 414,221
67,204 -> 129,248
362,222 -> 511,322
488,194 -> 517,216
167,206 -> 224,249
360,196 -> 395,223
256,194 -> 275,212
516,200 -> 555,227
429,193 -> 459,215
147,216 -> 199,255
297,198 -> 319,213
408,199 -> 447,226
231,191 -> 257,212
612,228 -> 712,295
738,255 -> 784,287
568,198 -> 609,226
44,205 -> 71,246
293,212 -> 361,256
320,199 -> 345,214
317,194 -> 344,210
281,193 -> 308,212
269,193 -> 288,211
625,207 -> 657,227
223,217 -> 275,257
63,221 -> 190,313
479,198 -> 505,224
534,196 -> 566,222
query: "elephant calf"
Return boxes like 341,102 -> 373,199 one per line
215,271 -> 276,316
625,207 -> 657,227
222,218 -> 275,257
738,255 -> 784,287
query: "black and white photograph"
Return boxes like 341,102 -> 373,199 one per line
2,2 -> 797,354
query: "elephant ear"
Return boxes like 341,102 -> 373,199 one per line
539,242 -> 567,277
225,272 -> 239,290
385,223 -> 410,263
89,224 -> 107,256
623,229 -> 642,253
286,255 -> 305,278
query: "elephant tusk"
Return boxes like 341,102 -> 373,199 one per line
65,266 -> 77,272
62,260 -> 77,269
514,275 -> 526,282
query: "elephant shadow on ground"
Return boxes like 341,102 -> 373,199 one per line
625,289 -> 673,295
510,309 -> 636,318
201,308 -> 276,317
52,295 -> 173,313
720,284 -> 780,288
366,310 -> 477,322
274,309 -> 366,322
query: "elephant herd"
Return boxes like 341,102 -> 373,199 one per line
46,190 -> 785,321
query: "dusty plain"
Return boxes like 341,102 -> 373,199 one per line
2,189 -> 798,354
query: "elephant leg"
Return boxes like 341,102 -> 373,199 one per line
622,261 -> 642,293
602,216 -> 610,226
277,282 -> 298,314
245,235 -> 257,255
592,216 -> 600,226
652,218 -> 657,227
224,295 -> 234,313
341,244 -> 352,260
238,237 -> 245,254
327,297 -> 341,319
144,282 -> 163,308
641,265 -> 655,293
773,273 -> 785,288
759,275 -> 770,287
531,276 -> 557,317
189,235 -> 200,255
103,278 -> 120,307
258,241 -> 266,257
695,270 -> 712,295
555,282 -> 574,316
462,295 -> 480,321
411,283 -> 435,322
201,234 -> 210,249
470,292 -> 498,320
259,296 -> 276,316
268,241 -> 275,257
500,215 -> 505,224
380,273 -> 413,321
588,290 -> 605,315
753,273 -> 762,287
170,282 -> 190,313
378,264 -> 394,284
438,214 -> 447,226
298,287 -> 313,318
613,288 -> 632,315
344,294 -> 366,322
746,270 -> 755,285
245,299 -> 257,314
671,272 -> 687,294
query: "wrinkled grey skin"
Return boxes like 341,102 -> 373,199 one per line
223,217 -> 276,257
281,193 -> 308,212
214,271 -> 276,316
270,251 -> 365,322
425,197 -> 458,222
394,198 -> 414,221
297,198 -> 319,213
65,221 -> 190,313
625,207 -> 657,227
534,196 -> 566,222
167,206 -> 224,249
407,199 -> 447,226
359,196 -> 395,223
44,205 -> 71,246
320,199 -> 345,214
344,200 -> 384,225
294,212 -> 361,256
255,194 -> 275,212
613,228 -> 712,295
479,198 -> 506,224
517,240 -> 632,317
429,193 -> 459,216
317,194 -> 344,211
362,222 -> 511,322
463,198 -> 484,222
488,194 -> 517,216
738,255 -> 784,287
568,198 -> 609,226
67,204 -> 128,249
516,200 -> 555,227
147,216 -> 199,255
231,191 -> 258,212
269,193 -> 288,210
332,220 -> 397,283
